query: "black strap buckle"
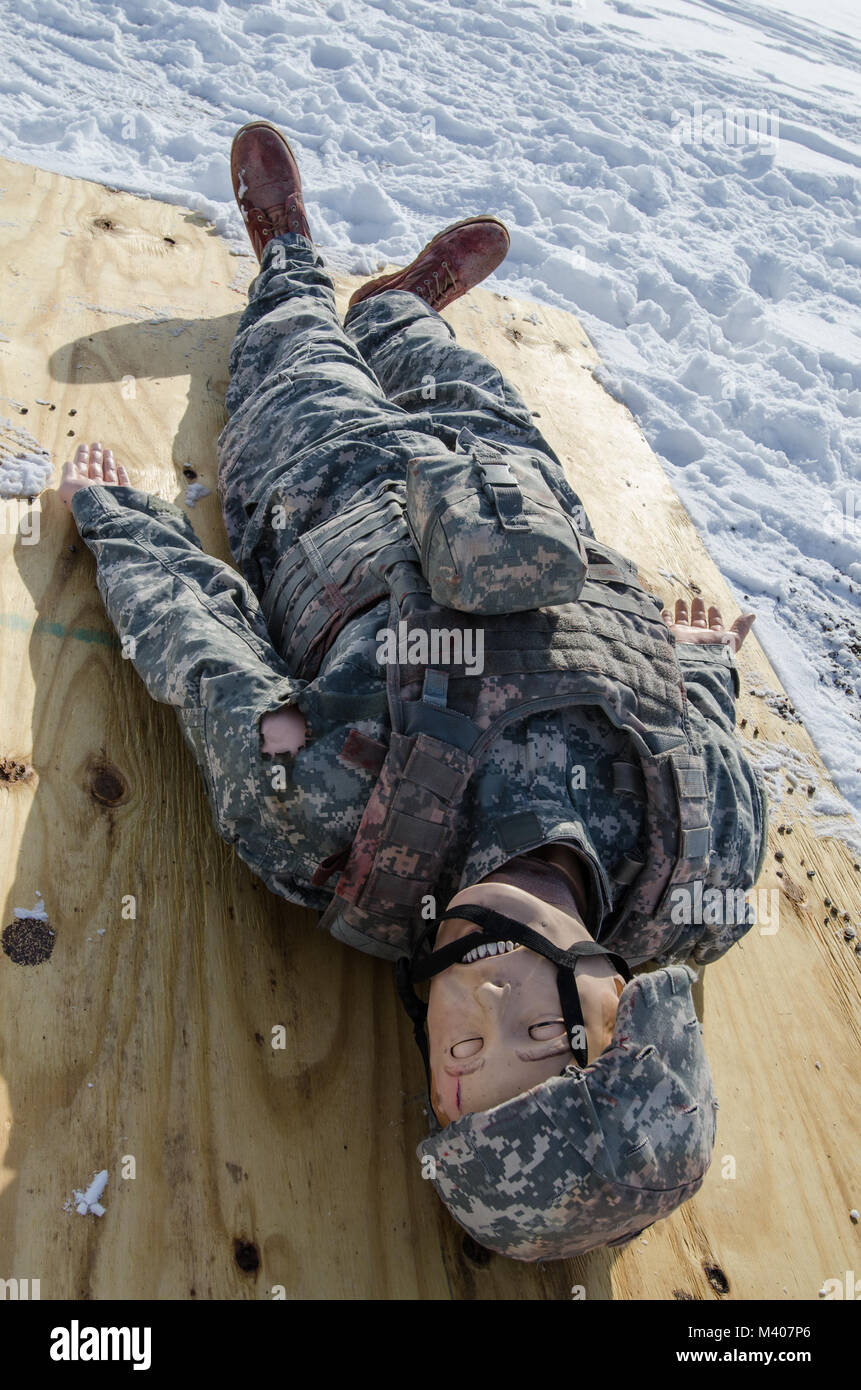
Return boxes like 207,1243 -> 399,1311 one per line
476,459 -> 530,532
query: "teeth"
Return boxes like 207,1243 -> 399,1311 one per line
461,940 -> 519,964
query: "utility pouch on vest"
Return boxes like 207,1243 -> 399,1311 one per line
405,433 -> 588,615
319,728 -> 475,953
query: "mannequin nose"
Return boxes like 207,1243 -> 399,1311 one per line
475,979 -> 511,1011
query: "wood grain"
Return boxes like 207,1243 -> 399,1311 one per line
0,156 -> 858,1300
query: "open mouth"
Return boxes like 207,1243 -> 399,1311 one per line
460,940 -> 522,964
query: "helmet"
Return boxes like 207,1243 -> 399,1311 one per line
397,905 -> 716,1260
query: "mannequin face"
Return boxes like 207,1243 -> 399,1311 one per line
426,878 -> 625,1127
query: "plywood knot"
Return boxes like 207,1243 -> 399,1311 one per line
2,916 -> 55,966
87,759 -> 128,807
0,756 -> 34,786
704,1262 -> 730,1295
233,1238 -> 260,1275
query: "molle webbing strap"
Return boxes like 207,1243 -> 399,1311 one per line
600,746 -> 711,960
671,753 -> 712,865
332,732 -> 475,932
613,762 -> 646,796
366,874 -> 425,908
261,481 -> 414,678
388,810 -> 446,852
276,539 -> 413,679
262,485 -> 397,625
406,747 -> 466,800
376,549 -> 430,606
576,581 -> 663,619
422,668 -> 449,709
401,703 -> 478,751
582,540 -> 639,583
476,458 -> 531,531
586,561 -> 628,582
612,856 -> 646,886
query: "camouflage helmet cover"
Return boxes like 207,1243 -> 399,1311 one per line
416,964 -> 717,1261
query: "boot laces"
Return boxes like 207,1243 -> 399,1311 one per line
422,259 -> 458,306
244,198 -> 308,240
265,197 -> 307,235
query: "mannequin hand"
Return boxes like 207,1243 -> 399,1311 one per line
58,441 -> 130,508
661,597 -> 755,654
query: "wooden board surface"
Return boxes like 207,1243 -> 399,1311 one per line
0,156 -> 858,1302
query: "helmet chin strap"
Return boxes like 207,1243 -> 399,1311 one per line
395,904 -> 632,1107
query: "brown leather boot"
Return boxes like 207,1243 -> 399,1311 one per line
347,216 -> 510,313
230,121 -> 312,261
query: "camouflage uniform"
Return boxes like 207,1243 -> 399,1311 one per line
69,232 -> 770,1259
70,233 -> 768,954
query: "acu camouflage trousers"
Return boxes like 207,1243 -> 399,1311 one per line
216,232 -> 594,599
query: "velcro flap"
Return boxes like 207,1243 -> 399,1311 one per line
368,870 -> 427,907
387,810 -> 447,853
680,826 -> 712,859
672,759 -> 708,800
405,746 -> 468,802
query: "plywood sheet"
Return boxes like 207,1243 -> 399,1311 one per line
0,157 -> 858,1301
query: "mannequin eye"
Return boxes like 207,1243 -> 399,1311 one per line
529,1020 -> 566,1040
450,1037 -> 483,1059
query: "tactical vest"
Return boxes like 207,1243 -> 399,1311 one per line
261,465 -> 732,968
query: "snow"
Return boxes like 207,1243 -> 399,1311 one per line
65,1168 -> 108,1218
184,481 -> 211,506
0,0 -> 859,820
13,891 -> 49,921
0,419 -> 53,496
